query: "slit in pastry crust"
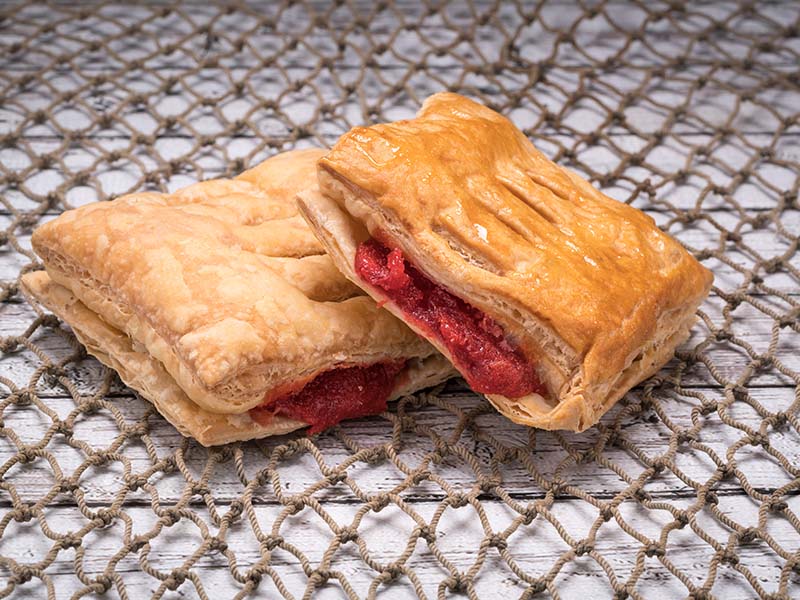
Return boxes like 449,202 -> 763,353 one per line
26,149 -> 457,442
296,93 -> 713,432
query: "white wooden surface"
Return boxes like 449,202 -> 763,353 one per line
0,2 -> 799,599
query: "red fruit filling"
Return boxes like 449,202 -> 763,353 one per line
249,361 -> 406,434
354,238 -> 545,399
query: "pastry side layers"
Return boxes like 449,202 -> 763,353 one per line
21,271 -> 453,445
30,149 -> 445,415
300,93 -> 713,431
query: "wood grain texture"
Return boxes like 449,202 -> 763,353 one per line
0,495 -> 797,600
1,387 -> 798,505
0,1 -> 798,599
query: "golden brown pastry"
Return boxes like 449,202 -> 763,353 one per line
22,149 -> 454,446
297,94 -> 714,432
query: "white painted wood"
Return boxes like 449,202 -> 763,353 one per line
0,494 -> 796,600
0,386 -> 797,506
0,1 -> 798,599
2,131 -> 797,212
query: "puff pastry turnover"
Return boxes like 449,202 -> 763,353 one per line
23,149 -> 454,445
297,93 -> 714,432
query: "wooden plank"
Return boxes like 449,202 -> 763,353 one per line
1,71 -> 796,148
0,385 -> 796,507
1,1 -> 797,72
0,494 -> 796,600
2,131 -> 797,213
2,51 -> 795,144
2,4 -> 798,148
0,3 -> 798,598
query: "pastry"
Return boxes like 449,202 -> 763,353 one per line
22,149 -> 454,446
297,94 -> 714,432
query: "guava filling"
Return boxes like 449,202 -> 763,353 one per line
249,360 -> 406,434
354,238 -> 545,399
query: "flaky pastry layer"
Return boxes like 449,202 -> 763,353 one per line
299,93 -> 714,432
31,149 -> 444,415
21,271 -> 452,445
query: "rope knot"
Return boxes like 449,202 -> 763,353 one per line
93,574 -> 112,592
417,525 -> 435,543
287,498 -> 305,515
326,471 -> 347,485
549,478 -> 565,495
739,527 -> 759,543
773,412 -> 788,428
208,536 -> 228,553
310,569 -> 331,584
95,508 -> 114,528
0,337 -> 20,353
719,464 -> 735,479
17,447 -> 35,463
59,478 -> 78,493
60,533 -> 81,549
382,565 -> 401,580
479,477 -> 499,493
449,493 -> 468,509
371,496 -> 390,513
246,570 -> 262,585
644,543 -> 664,557
128,475 -> 147,492
130,536 -> 147,552
265,534 -> 284,551
42,315 -> 63,328
444,573 -> 466,592
721,549 -> 739,565
14,505 -> 33,522
714,329 -> 732,342
165,571 -> 186,590
338,527 -> 358,544
412,470 -> 431,485
14,566 -> 33,584
227,500 -> 244,518
530,580 -> 546,594
768,498 -> 788,512
575,541 -> 594,556
191,482 -> 210,496
699,402 -> 717,416
160,508 -> 180,527
523,505 -> 538,525
489,535 -> 507,550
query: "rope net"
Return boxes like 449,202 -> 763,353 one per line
0,1 -> 798,598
